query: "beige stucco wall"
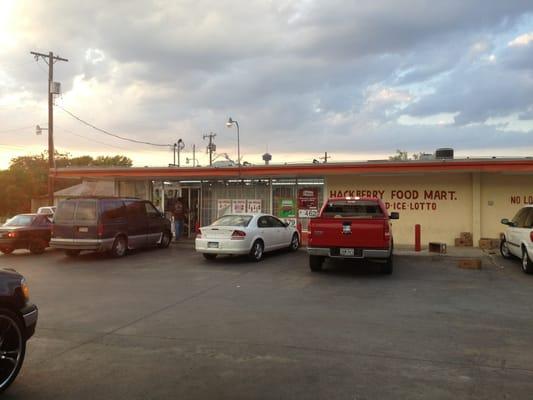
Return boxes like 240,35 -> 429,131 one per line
480,174 -> 533,240
326,174 -> 474,246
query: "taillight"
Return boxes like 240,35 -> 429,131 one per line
231,230 -> 246,240
530,232 -> 533,242
197,229 -> 202,239
7,232 -> 17,238
97,223 -> 104,237
384,221 -> 391,241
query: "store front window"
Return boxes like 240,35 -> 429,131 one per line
150,177 -> 324,235
200,180 -> 271,226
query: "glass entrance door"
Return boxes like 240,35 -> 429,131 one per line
181,187 -> 201,238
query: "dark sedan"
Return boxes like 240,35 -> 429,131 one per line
0,214 -> 52,255
0,268 -> 37,392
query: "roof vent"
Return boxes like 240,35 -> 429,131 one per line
262,153 -> 272,165
435,148 -> 454,160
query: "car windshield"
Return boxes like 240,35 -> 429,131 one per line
211,215 -> 253,227
322,201 -> 384,218
3,215 -> 35,226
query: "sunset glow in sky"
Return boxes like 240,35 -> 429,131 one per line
0,0 -> 532,168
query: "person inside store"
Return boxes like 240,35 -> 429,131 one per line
172,196 -> 186,241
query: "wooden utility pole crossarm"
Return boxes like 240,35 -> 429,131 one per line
30,51 -> 68,205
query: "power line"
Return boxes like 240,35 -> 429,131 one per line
0,143 -> 27,150
56,105 -> 172,148
56,126 -> 131,151
0,126 -> 34,134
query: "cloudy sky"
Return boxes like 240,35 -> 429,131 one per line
0,0 -> 532,168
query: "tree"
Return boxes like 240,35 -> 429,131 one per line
389,149 -> 409,161
93,155 -> 132,167
0,151 -> 133,217
389,150 -> 426,161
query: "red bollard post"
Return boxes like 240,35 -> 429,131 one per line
415,224 -> 421,252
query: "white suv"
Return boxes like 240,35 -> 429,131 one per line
500,205 -> 533,274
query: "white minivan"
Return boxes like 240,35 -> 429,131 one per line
500,205 -> 533,274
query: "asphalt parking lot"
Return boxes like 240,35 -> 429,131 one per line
1,245 -> 533,399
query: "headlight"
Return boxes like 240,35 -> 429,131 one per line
21,278 -> 30,302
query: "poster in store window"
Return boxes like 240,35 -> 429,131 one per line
298,188 -> 318,209
279,199 -> 296,218
217,199 -> 232,218
232,199 -> 247,214
247,199 -> 262,213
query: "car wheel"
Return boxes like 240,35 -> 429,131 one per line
309,255 -> 324,272
65,250 -> 80,258
500,240 -> 512,259
289,233 -> 299,251
382,256 -> 393,275
0,248 -> 13,255
110,236 -> 127,258
29,240 -> 46,255
203,253 -> 217,260
158,231 -> 172,249
0,308 -> 26,393
521,248 -> 533,274
249,240 -> 264,262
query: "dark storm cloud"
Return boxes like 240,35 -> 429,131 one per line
2,0 -> 533,161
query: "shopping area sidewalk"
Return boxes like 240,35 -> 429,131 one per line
172,239 -> 493,259
394,244 -> 488,258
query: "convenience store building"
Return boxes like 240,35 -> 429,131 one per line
52,158 -> 533,246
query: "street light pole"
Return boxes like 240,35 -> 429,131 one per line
226,117 -> 240,167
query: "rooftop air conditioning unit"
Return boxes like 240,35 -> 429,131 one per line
435,148 -> 454,160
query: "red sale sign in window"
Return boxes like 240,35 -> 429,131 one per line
298,188 -> 318,209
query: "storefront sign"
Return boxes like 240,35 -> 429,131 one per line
232,199 -> 247,214
217,199 -> 232,217
510,195 -> 533,205
298,188 -> 318,209
247,199 -> 262,213
328,188 -> 459,212
279,199 -> 296,218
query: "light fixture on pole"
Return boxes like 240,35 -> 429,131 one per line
225,117 -> 240,167
35,125 -> 48,136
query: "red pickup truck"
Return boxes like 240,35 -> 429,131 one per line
307,197 -> 399,274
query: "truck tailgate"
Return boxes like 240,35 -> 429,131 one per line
309,217 -> 389,249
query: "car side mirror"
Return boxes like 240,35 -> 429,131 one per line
389,212 -> 399,220
501,218 -> 514,226
284,222 -> 290,227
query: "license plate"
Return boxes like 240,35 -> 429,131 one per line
207,242 -> 219,249
340,248 -> 355,256
78,227 -> 88,233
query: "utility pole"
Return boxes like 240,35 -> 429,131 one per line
187,145 -> 199,167
320,152 -> 330,163
30,50 -> 68,205
172,143 -> 177,166
176,138 -> 184,167
203,132 -> 216,166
